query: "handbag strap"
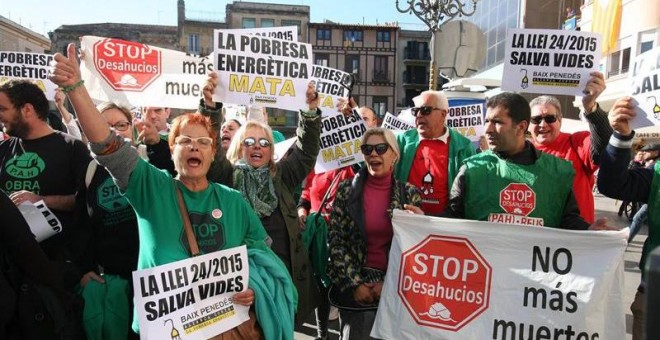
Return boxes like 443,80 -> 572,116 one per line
174,180 -> 200,257
318,171 -> 343,214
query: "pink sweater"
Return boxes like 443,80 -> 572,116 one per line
363,173 -> 393,271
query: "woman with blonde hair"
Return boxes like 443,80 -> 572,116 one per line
204,76 -> 323,325
327,127 -> 423,340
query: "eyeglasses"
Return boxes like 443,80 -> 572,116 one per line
243,137 -> 272,148
360,143 -> 390,155
530,115 -> 558,124
174,135 -> 214,148
109,121 -> 131,131
411,106 -> 443,116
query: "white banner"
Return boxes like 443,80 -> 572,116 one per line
382,112 -> 415,132
502,29 -> 601,96
80,36 -> 209,109
373,210 -> 627,340
310,65 -> 354,116
0,51 -> 58,100
213,30 -> 313,111
133,246 -> 250,340
629,45 -> 660,129
315,111 -> 366,173
18,200 -> 62,242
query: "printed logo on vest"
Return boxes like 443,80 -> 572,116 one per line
181,212 -> 225,254
491,183 -> 543,227
97,177 -> 130,212
5,152 -> 45,179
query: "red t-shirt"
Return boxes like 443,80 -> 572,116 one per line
407,139 -> 449,215
534,132 -> 597,223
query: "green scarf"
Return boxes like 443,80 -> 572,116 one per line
233,161 -> 279,218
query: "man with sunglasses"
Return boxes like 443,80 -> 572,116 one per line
446,92 -> 601,231
395,90 -> 475,215
529,72 -> 612,223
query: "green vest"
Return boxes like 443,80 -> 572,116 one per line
463,151 -> 574,228
642,163 -> 660,276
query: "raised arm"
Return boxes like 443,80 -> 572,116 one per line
50,44 -> 111,143
50,43 -> 138,190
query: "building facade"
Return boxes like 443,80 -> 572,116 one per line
397,29 -> 431,111
49,23 -> 179,55
308,22 -> 399,118
0,15 -> 50,53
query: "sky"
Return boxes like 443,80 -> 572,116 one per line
3,0 -> 429,37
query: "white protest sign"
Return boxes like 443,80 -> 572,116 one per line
213,31 -> 313,111
373,210 -> 627,340
224,26 -> 298,42
502,29 -> 601,96
382,112 -> 415,132
0,51 -> 58,100
309,65 -> 354,115
133,246 -> 250,340
446,102 -> 486,142
274,137 -> 296,163
315,111 -> 366,173
80,36 -> 210,109
18,200 -> 62,242
629,45 -> 660,129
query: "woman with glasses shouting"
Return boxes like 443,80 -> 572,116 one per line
50,43 -> 296,339
203,73 -> 324,327
327,128 -> 422,340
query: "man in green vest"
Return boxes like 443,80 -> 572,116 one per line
395,90 -> 475,216
446,92 -> 597,230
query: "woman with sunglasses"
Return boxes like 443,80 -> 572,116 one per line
219,81 -> 323,326
50,44 -> 296,339
327,128 -> 422,340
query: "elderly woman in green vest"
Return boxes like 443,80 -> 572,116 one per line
202,73 -> 322,324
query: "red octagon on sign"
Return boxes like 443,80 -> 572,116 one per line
398,235 -> 491,331
93,38 -> 161,92
499,183 -> 536,216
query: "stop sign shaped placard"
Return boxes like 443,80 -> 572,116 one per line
93,38 -> 161,92
500,183 -> 536,216
398,235 -> 491,331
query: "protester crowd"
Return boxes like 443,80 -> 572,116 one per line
0,36 -> 656,340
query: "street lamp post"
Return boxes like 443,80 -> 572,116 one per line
396,0 -> 479,90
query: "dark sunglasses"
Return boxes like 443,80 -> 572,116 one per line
530,115 -> 558,124
411,106 -> 443,116
360,143 -> 390,155
243,137 -> 272,148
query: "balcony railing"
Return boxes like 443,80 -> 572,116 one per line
373,70 -> 389,82
402,71 -> 427,85
607,66 -> 629,78
403,47 -> 430,61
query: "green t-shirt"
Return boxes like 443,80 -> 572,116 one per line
124,159 -> 271,271
463,151 -> 574,228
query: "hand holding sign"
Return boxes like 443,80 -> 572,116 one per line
203,72 -> 219,108
582,71 -> 606,113
232,287 -> 255,306
10,190 -> 41,206
305,81 -> 319,111
608,96 -> 636,136
588,217 -> 617,231
336,97 -> 358,117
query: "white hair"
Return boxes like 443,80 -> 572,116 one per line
413,90 -> 449,110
